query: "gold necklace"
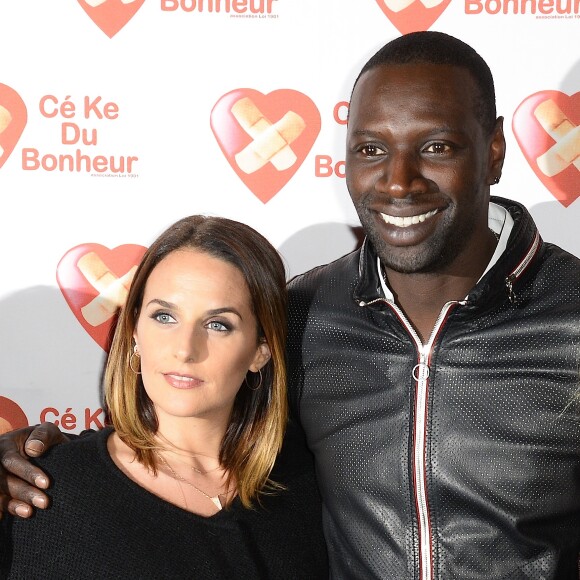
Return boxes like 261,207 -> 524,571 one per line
154,451 -> 233,511
165,451 -> 222,475
154,433 -> 223,475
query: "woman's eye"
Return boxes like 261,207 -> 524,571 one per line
207,321 -> 230,332
154,312 -> 176,324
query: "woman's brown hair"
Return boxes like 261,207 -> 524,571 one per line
105,215 -> 288,507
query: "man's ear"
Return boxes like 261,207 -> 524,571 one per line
487,116 -> 506,186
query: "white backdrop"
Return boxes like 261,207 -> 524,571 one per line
0,0 -> 578,433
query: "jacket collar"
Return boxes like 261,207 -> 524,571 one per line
353,196 -> 542,307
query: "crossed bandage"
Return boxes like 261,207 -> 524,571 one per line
84,0 -> 137,6
0,103 -> 12,158
534,98 -> 580,177
380,0 -> 445,13
78,252 -> 137,327
231,97 -> 306,175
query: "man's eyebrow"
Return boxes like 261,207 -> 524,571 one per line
348,129 -> 380,137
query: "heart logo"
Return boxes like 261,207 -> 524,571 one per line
211,89 -> 321,203
0,397 -> 29,434
0,83 -> 27,170
76,0 -> 145,38
513,91 -> 580,208
57,243 -> 147,351
374,0 -> 451,34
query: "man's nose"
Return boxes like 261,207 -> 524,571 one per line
375,151 -> 429,198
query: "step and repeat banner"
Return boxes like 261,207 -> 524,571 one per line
0,1 -> 578,434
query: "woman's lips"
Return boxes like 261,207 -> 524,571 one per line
163,373 -> 203,389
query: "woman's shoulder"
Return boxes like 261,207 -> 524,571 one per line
32,426 -> 111,474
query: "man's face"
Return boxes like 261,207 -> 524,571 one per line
346,63 -> 504,275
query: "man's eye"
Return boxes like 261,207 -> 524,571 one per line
424,143 -> 451,154
360,145 -> 386,156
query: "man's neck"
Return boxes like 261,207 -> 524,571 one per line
384,228 -> 499,343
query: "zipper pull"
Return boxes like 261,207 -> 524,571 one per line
505,273 -> 518,305
412,352 -> 430,381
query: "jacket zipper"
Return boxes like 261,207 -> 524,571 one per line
410,303 -> 458,580
359,296 -> 459,579
505,231 -> 540,304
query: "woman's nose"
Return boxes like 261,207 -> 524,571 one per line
174,326 -> 204,363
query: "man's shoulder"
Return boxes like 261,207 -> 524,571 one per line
287,246 -> 362,295
542,241 -> 580,264
538,241 -> 580,280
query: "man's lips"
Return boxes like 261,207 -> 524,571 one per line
163,373 -> 203,389
379,208 -> 439,228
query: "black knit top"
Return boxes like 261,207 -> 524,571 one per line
0,423 -> 328,579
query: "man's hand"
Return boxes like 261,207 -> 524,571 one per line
0,422 -> 69,518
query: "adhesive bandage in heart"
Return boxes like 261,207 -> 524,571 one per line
231,97 -> 306,174
0,104 -> 12,158
77,252 -> 137,327
380,0 -> 445,12
534,98 -> 580,177
84,0 -> 137,6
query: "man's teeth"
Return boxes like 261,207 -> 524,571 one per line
380,209 -> 438,228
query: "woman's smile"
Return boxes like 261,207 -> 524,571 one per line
162,372 -> 204,389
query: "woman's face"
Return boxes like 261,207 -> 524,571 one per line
133,249 -> 270,430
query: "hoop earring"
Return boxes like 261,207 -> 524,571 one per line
129,345 -> 141,375
247,369 -> 263,391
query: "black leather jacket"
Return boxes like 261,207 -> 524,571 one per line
287,197 -> 580,579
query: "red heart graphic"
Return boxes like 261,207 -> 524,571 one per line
0,397 -> 29,434
513,91 -> 580,208
0,83 -> 27,170
57,244 -> 147,351
375,0 -> 451,34
211,89 -> 321,203
76,0 -> 145,38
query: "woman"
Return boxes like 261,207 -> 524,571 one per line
0,215 -> 327,578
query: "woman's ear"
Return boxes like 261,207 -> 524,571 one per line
249,342 -> 271,372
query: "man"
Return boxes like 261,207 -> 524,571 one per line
2,31 -> 580,578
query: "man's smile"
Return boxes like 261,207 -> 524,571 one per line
379,208 -> 439,228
